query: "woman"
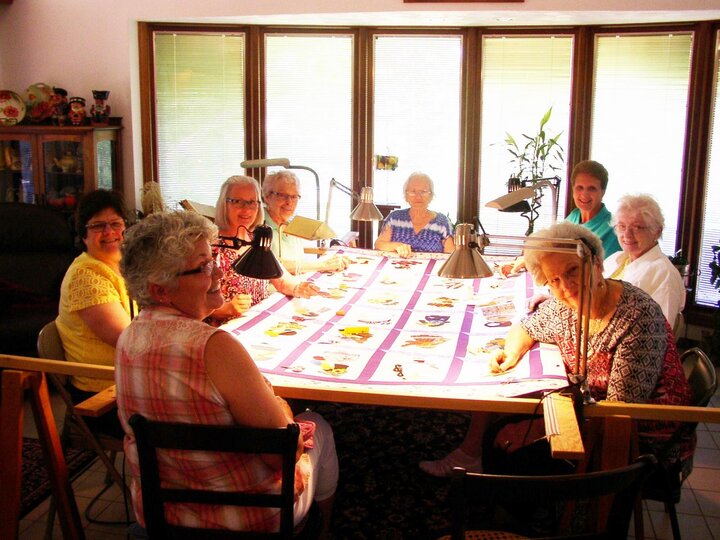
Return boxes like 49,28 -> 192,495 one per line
565,160 -> 621,257
420,222 -> 693,478
56,190 -> 132,417
374,172 -> 454,257
262,170 -> 351,274
115,211 -> 338,535
504,159 -> 621,276
604,194 -> 685,329
211,175 -> 320,324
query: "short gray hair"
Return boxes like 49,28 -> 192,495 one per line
524,222 -> 604,286
403,172 -> 435,200
120,211 -> 218,307
612,193 -> 664,239
214,175 -> 264,231
262,170 -> 300,199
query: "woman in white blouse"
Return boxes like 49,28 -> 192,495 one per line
604,193 -> 685,329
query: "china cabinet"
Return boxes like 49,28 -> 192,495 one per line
0,122 -> 122,209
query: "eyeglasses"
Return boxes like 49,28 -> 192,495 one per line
226,198 -> 260,209
613,224 -> 651,235
269,191 -> 301,203
177,260 -> 217,277
406,190 -> 431,197
86,220 -> 126,233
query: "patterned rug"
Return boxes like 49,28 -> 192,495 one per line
309,401 -> 472,539
20,437 -> 97,518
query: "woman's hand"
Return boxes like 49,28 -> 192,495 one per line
293,281 -> 320,298
489,349 -> 522,373
319,254 -> 351,272
394,243 -> 412,258
227,294 -> 252,316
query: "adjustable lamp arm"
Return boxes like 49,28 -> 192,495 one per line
240,158 -> 321,221
325,178 -> 358,224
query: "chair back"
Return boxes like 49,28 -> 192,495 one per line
128,414 -> 300,539
680,347 -> 717,408
449,454 -> 658,540
37,320 -> 66,361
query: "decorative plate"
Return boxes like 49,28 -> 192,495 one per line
23,82 -> 54,123
0,90 -> 26,126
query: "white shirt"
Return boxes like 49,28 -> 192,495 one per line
603,244 -> 686,328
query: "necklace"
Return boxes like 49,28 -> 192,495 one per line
588,280 -> 612,336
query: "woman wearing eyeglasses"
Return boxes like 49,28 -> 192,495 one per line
116,211 -> 338,536
262,170 -> 351,274
604,194 -> 685,329
211,175 -> 319,324
374,172 -> 454,257
56,189 -> 132,435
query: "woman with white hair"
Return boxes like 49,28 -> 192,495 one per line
374,172 -> 454,257
420,222 -> 693,478
262,170 -> 351,274
211,175 -> 319,324
604,193 -> 685,328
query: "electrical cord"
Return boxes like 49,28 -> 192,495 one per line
84,452 -> 133,526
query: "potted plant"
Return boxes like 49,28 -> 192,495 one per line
707,241 -> 720,362
504,106 -> 565,186
669,249 -> 690,288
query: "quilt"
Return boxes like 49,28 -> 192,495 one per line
222,248 -> 569,400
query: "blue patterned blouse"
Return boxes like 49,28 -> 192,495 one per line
381,208 -> 453,253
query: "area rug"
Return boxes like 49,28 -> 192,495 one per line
308,401 -> 471,539
20,437 -> 97,518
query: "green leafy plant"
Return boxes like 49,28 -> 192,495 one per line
710,242 -> 720,293
504,106 -> 565,185
706,241 -> 720,362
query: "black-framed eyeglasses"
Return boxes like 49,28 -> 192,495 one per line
177,260 -> 216,277
226,198 -> 260,209
86,220 -> 126,233
269,191 -> 301,203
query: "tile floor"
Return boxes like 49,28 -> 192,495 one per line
17,385 -> 720,539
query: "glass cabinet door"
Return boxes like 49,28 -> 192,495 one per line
42,138 -> 83,210
0,136 -> 35,203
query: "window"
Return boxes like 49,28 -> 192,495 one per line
696,31 -> 720,308
372,34 -> 462,224
590,32 -> 693,256
264,33 -> 353,237
154,32 -> 246,209
478,35 -> 573,241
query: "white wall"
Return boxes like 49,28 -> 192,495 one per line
0,0 -> 717,208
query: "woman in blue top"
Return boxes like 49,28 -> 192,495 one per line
374,172 -> 455,257
565,160 -> 621,257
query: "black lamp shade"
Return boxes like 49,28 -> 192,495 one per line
229,224 -> 284,279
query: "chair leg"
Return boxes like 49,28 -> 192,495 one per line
666,501 -> 682,540
633,496 -> 645,540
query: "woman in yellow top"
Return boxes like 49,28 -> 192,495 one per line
56,189 -> 133,434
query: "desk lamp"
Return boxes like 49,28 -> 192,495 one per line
214,223 -> 284,279
241,158 -> 321,221
326,178 -> 383,222
486,176 -> 561,235
439,221 -> 594,403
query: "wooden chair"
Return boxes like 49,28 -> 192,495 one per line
635,346 -> 718,540
444,454 -> 658,540
37,321 -> 129,537
129,415 -> 318,539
